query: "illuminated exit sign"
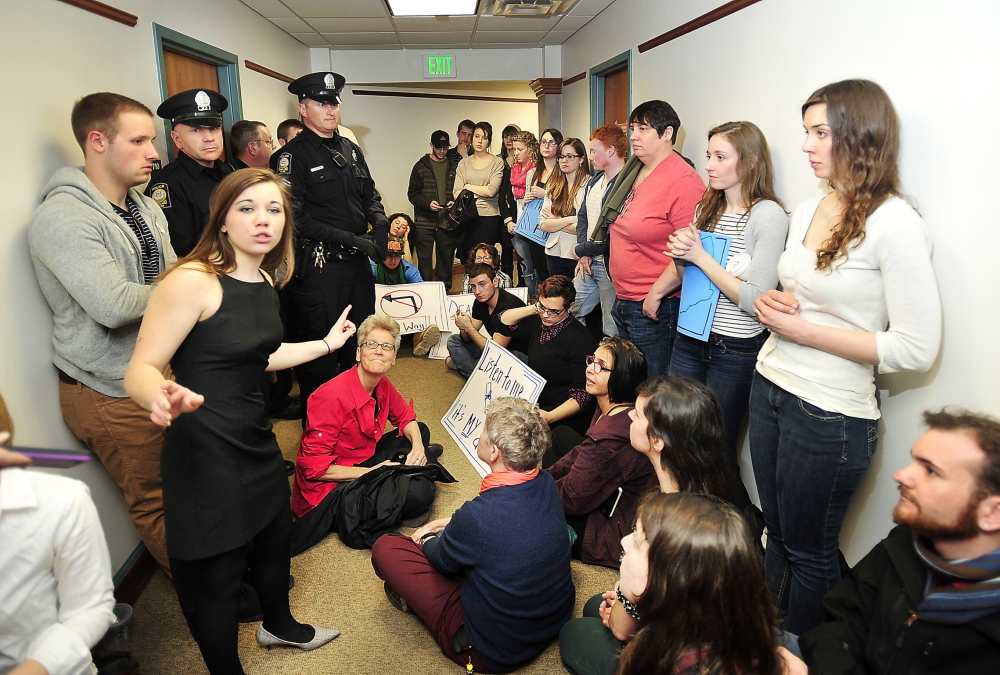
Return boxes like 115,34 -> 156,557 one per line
423,53 -> 457,79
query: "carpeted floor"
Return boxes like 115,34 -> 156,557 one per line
129,337 -> 618,674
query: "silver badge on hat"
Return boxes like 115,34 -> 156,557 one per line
195,91 -> 211,112
324,74 -> 336,89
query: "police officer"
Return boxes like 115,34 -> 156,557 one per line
271,71 -> 389,414
146,88 -> 232,256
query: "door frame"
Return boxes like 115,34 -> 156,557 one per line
590,50 -> 631,130
152,23 -> 243,161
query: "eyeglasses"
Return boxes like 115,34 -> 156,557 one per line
360,341 -> 396,353
557,154 -> 582,160
535,302 -> 567,317
540,140 -> 559,146
585,354 -> 613,373
253,138 -> 275,148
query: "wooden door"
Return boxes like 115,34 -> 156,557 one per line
162,49 -> 225,160
603,66 -> 629,128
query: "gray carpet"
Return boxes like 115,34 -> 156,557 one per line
129,339 -> 618,674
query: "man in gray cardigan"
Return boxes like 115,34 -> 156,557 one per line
28,92 -> 176,571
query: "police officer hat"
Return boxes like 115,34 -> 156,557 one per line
156,89 -> 228,128
288,72 -> 346,105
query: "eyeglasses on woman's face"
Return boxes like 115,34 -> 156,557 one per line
585,354 -> 613,374
557,154 -> 582,161
359,341 -> 396,353
540,139 -> 559,147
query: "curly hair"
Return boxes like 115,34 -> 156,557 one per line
511,130 -> 539,166
802,79 -> 901,270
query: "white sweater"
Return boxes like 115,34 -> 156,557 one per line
756,195 -> 942,419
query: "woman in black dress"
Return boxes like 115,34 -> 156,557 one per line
126,168 -> 353,674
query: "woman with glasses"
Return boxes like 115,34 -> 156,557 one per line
454,121 -> 506,256
546,338 -> 652,568
125,169 -> 349,672
523,128 -> 564,289
501,275 -> 598,436
290,314 -> 449,554
540,138 -> 592,278
459,242 -> 512,293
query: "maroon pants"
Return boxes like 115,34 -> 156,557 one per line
371,534 -> 491,672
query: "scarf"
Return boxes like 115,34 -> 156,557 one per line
374,263 -> 405,285
480,468 -> 538,493
510,162 -> 533,200
913,532 -> 1000,623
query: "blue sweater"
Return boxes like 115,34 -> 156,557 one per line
424,472 -> 575,672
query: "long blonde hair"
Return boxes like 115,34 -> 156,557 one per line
547,138 -> 591,217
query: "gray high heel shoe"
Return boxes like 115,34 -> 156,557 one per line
255,624 -> 340,651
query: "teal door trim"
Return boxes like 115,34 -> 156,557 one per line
589,50 -> 631,130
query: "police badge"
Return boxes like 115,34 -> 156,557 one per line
276,154 -> 291,175
150,183 -> 171,208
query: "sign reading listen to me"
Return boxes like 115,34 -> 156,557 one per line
442,340 -> 546,477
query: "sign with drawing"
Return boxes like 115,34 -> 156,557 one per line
441,339 -> 546,477
374,281 -> 448,334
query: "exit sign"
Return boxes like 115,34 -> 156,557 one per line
423,53 -> 457,79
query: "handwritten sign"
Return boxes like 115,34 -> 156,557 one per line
677,232 -> 732,341
442,339 -> 546,477
374,281 -> 448,335
428,286 -> 529,359
514,198 -> 546,246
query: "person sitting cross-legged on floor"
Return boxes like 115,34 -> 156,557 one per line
290,314 -> 453,554
371,397 -> 575,674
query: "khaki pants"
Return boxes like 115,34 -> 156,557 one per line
59,380 -> 169,572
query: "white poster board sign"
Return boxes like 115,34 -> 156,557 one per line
428,286 -> 529,359
373,281 -> 448,334
441,339 -> 546,477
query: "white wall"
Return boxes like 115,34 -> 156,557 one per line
312,47 -> 544,83
0,0 -> 311,571
337,83 -> 539,217
561,0 -> 1000,563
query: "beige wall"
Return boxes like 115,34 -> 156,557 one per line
0,0 -> 311,570
561,0 -> 1000,563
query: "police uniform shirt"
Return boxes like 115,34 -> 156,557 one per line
146,151 -> 233,257
270,126 -> 389,250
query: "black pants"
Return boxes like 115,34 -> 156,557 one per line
415,226 -> 460,290
284,253 -> 375,417
290,422 -> 436,555
462,215 -> 501,257
171,503 -> 297,675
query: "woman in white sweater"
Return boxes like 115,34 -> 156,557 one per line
454,121 -> 505,257
749,79 -> 942,636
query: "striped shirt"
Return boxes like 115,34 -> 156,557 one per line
709,212 -> 763,338
111,198 -> 160,284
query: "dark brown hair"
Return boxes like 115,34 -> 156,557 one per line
617,492 -> 781,675
465,242 -> 500,269
694,121 -> 784,233
168,168 -> 295,287
537,274 -> 575,307
71,92 -> 152,151
802,79 -> 901,270
547,138 -> 591,218
636,376 -> 734,502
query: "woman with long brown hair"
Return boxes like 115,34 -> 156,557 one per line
750,79 -> 942,634
125,168 -> 353,673
560,492 -> 787,675
454,121 -> 506,255
666,120 -> 787,511
540,137 -> 592,278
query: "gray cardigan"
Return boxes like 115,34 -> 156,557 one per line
29,167 -> 176,397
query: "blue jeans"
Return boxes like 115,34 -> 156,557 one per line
572,256 -> 618,337
749,372 -> 878,635
511,234 -> 537,298
446,334 -> 480,378
668,330 -> 769,511
611,296 -> 680,377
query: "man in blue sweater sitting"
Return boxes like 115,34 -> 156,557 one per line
372,397 -> 575,673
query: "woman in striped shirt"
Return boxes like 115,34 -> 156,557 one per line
665,121 -> 787,511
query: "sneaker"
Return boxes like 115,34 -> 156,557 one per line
383,581 -> 415,614
445,356 -> 458,371
413,325 -> 440,357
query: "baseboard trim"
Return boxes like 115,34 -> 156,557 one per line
113,545 -> 159,605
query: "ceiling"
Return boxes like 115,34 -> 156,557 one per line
237,0 -> 616,50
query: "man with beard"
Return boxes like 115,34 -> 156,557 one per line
800,409 -> 1000,674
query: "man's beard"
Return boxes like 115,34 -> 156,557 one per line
892,486 -> 981,541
